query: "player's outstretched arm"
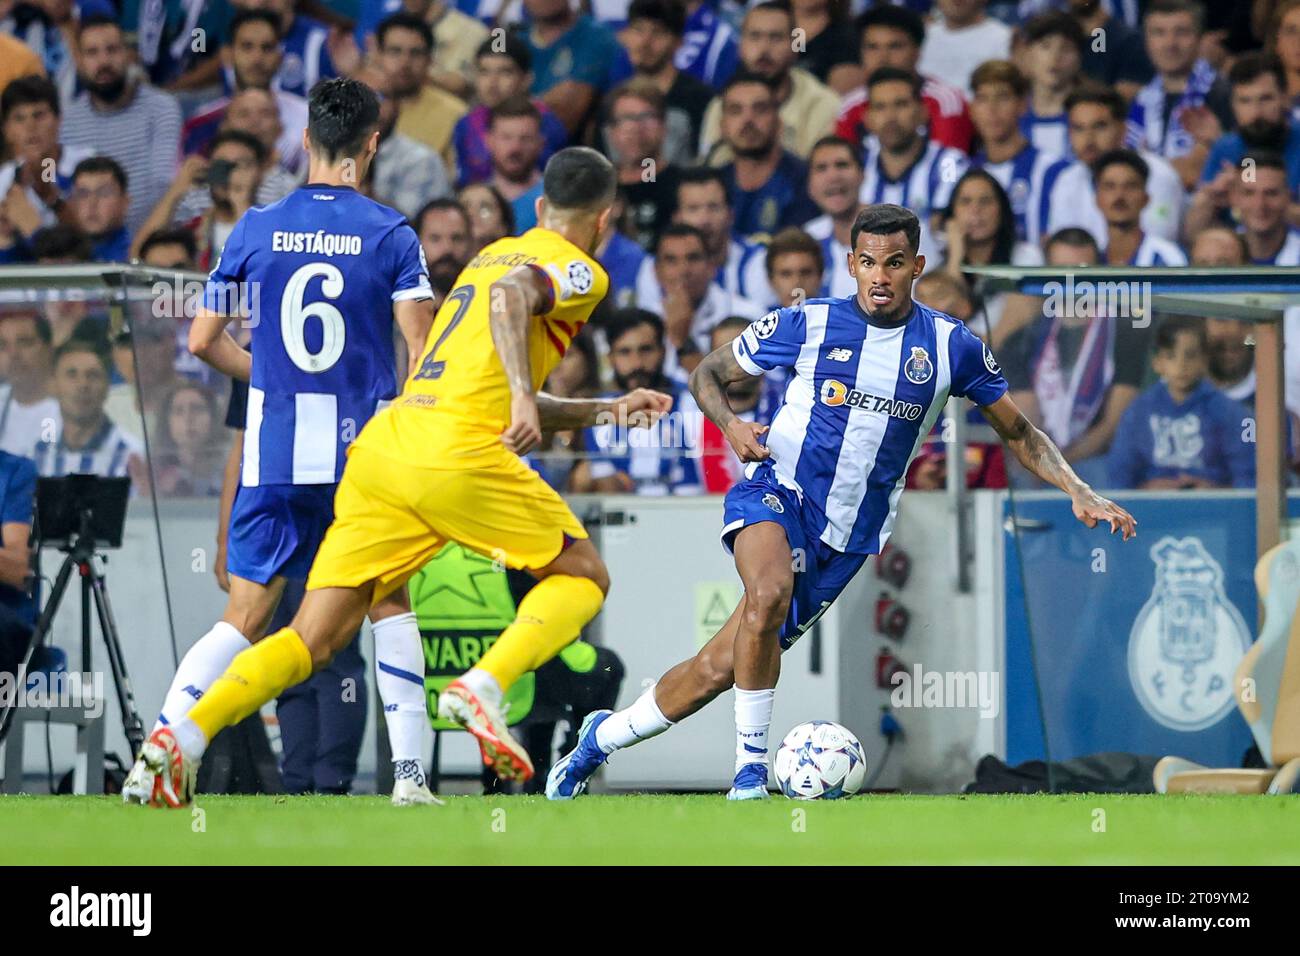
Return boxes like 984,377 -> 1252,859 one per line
980,393 -> 1137,540
189,307 -> 251,382
533,388 -> 674,433
689,342 -> 770,463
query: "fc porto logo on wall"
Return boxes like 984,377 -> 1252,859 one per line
753,310 -> 780,339
566,260 -> 594,295
904,346 -> 932,384
762,493 -> 784,514
1127,537 -> 1250,731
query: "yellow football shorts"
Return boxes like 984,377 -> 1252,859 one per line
306,442 -> 588,604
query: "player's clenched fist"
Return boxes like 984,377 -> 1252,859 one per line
725,419 -> 770,462
617,388 -> 673,427
502,393 -> 543,455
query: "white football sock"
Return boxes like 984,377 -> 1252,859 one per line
734,687 -> 775,772
372,612 -> 428,764
154,621 -> 250,732
594,684 -> 673,754
458,666 -> 503,708
171,716 -> 208,763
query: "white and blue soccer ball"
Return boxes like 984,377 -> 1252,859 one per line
773,721 -> 866,799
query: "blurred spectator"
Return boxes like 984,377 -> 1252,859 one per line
134,129 -> 265,267
1227,153 -> 1300,264
1204,317 -> 1257,411
458,181 -> 514,249
713,73 -> 819,241
699,2 -> 838,162
452,35 -> 567,190
399,0 -> 489,100
120,0 -> 226,91
1019,11 -> 1085,159
0,443 -> 35,683
1107,317 -> 1255,489
674,0 -> 740,89
804,136 -> 864,298
939,168 -> 1041,346
1187,53 -> 1300,236
28,223 -> 90,273
571,308 -> 701,495
860,68 -> 967,265
531,327 -> 601,490
605,80 -> 680,250
34,337 -> 143,479
969,60 -> 1071,247
1048,84 -> 1185,247
763,226 -> 823,309
221,87 -> 306,190
486,95 -> 545,233
224,0 -> 344,98
370,86 -> 452,219
1272,0 -> 1300,122
61,16 -> 182,236
836,5 -> 973,155
521,0 -> 619,136
1000,228 -> 1147,486
1094,148 -> 1188,265
377,12 -> 467,171
1125,0 -> 1233,190
646,222 -> 764,381
150,381 -> 227,496
181,12 -> 310,178
1189,223 -> 1250,266
596,193 -> 647,309
68,156 -> 130,262
138,226 -> 199,269
1066,0 -> 1154,102
0,312 -> 58,459
917,0 -> 1011,96
613,0 -> 714,163
105,314 -> 185,446
0,22 -> 46,95
412,198 -> 472,305
636,166 -> 767,307
687,314 -> 784,492
790,0 -> 859,94
0,75 -> 92,251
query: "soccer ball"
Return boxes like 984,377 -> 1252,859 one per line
773,721 -> 867,799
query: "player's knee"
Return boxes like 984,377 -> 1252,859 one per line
742,576 -> 793,632
585,558 -> 611,597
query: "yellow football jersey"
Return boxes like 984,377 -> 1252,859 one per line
353,227 -> 608,465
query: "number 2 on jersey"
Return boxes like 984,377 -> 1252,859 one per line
413,284 -> 474,381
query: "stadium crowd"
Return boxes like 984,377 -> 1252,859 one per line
0,0 -> 1291,500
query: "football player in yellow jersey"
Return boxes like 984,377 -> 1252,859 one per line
133,147 -> 672,806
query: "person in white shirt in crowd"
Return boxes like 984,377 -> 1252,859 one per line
939,167 -> 1043,348
917,0 -> 1012,96
648,223 -> 764,383
0,312 -> 59,460
1188,226 -> 1257,410
1094,148 -> 1188,265
635,166 -> 768,310
1048,84 -> 1185,247
858,67 -> 968,265
1018,11 -> 1086,159
968,60 -> 1071,248
762,227 -> 824,310
803,135 -> 864,299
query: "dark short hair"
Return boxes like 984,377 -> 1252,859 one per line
476,32 -> 531,72
711,315 -> 753,341
489,93 -> 541,129
607,79 -> 667,121
541,146 -> 616,213
376,11 -> 434,52
1022,11 -> 1086,52
1228,51 -> 1286,91
675,165 -> 730,205
306,77 -> 380,162
31,224 -> 92,262
970,60 -> 1028,98
72,156 -> 128,192
1045,227 -> 1101,256
413,197 -> 471,234
1155,315 -> 1207,353
76,13 -> 120,42
53,335 -> 111,375
1065,82 -> 1127,122
1092,147 -> 1149,186
866,66 -> 923,100
850,204 -> 920,255
809,134 -> 863,168
605,307 -> 664,349
228,8 -> 281,43
765,227 -> 824,278
1243,149 -> 1289,176
1,74 -> 59,123
746,0 -> 793,26
855,4 -> 924,48
1145,0 -> 1204,32
139,227 -> 198,264
211,127 -> 268,165
628,0 -> 687,35
654,221 -> 709,256
721,69 -> 776,99
0,310 -> 52,346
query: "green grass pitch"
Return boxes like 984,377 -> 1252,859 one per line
3,793 -> 1299,864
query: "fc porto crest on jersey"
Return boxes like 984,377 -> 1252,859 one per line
904,346 -> 933,384
762,493 -> 785,514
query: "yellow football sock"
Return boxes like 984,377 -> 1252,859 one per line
476,575 -> 605,690
186,627 -> 313,743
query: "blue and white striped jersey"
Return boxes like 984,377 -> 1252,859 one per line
204,185 -> 432,486
33,419 -> 142,479
732,296 -> 1008,554
859,139 -> 967,233
973,144 -> 1071,246
1119,233 -> 1188,267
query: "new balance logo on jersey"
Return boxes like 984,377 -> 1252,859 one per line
820,379 -> 924,420
826,347 -> 854,362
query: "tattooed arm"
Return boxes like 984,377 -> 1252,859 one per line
529,389 -> 674,434
488,266 -> 551,455
981,393 -> 1137,539
688,342 -> 771,462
